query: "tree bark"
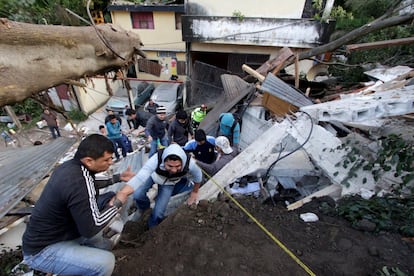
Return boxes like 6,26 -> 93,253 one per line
254,12 -> 414,77
298,13 -> 414,61
0,18 -> 145,106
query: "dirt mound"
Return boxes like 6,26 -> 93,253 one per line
113,196 -> 414,276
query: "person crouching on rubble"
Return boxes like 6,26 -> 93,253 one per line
22,134 -> 135,276
195,136 -> 238,177
115,143 -> 203,228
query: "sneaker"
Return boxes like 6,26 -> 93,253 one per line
110,233 -> 122,248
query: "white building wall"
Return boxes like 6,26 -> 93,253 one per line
187,0 -> 306,18
73,77 -> 121,115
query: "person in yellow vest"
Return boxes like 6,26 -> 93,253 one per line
191,104 -> 207,131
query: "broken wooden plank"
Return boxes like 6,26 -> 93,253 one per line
346,37 -> 414,53
242,64 -> 265,82
262,92 -> 298,116
287,184 -> 342,211
294,54 -> 299,88
256,47 -> 295,76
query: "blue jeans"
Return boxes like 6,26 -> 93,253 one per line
148,136 -> 168,157
133,176 -> 193,227
48,126 -> 61,139
23,238 -> 115,276
110,136 -> 127,158
22,192 -> 116,275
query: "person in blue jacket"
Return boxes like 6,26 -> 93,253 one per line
218,113 -> 240,148
106,114 -> 128,161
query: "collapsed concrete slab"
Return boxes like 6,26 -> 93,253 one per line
300,86 -> 414,123
198,113 -> 378,204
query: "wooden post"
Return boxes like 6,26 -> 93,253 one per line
294,54 -> 299,89
242,64 -> 265,83
4,105 -> 22,130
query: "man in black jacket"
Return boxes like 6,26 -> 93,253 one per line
168,110 -> 193,146
125,108 -> 153,134
22,134 -> 134,276
145,106 -> 169,157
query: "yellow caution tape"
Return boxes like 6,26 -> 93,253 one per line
201,169 -> 316,276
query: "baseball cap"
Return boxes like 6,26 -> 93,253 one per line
156,106 -> 167,114
215,136 -> 233,154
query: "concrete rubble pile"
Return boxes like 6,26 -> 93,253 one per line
197,64 -> 414,211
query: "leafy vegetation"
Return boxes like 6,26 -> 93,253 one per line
328,134 -> 414,238
66,108 -> 87,122
334,195 -> 414,236
0,0 -> 111,25
232,10 -> 245,22
334,134 -> 414,195
0,99 -> 43,131
10,98 -> 42,118
0,248 -> 22,276
378,266 -> 408,276
329,0 -> 414,83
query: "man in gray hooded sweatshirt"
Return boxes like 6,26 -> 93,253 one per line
114,144 -> 202,228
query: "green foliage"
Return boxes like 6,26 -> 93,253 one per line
344,0 -> 391,19
66,109 -> 87,122
377,266 -> 408,276
0,0 -> 111,25
329,0 -> 414,83
0,247 -> 22,275
335,134 -> 414,195
336,195 -> 414,236
0,99 -> 43,130
11,98 -> 42,117
330,5 -> 353,20
232,10 -> 245,22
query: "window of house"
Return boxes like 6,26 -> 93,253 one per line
177,60 -> 186,75
138,59 -> 162,76
131,12 -> 154,29
158,51 -> 177,58
175,13 -> 182,30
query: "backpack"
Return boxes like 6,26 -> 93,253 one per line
155,148 -> 190,178
218,113 -> 241,145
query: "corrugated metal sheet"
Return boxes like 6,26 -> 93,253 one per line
0,137 -> 77,219
261,73 -> 314,107
199,74 -> 255,136
239,106 -> 273,150
188,61 -> 230,107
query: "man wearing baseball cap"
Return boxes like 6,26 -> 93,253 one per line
195,136 -> 238,177
145,106 -> 169,156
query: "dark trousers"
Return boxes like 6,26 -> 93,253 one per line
48,126 -> 61,139
110,137 -> 127,158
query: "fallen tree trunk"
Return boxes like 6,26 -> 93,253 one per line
0,18 -> 145,106
255,12 -> 414,77
298,12 -> 414,61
